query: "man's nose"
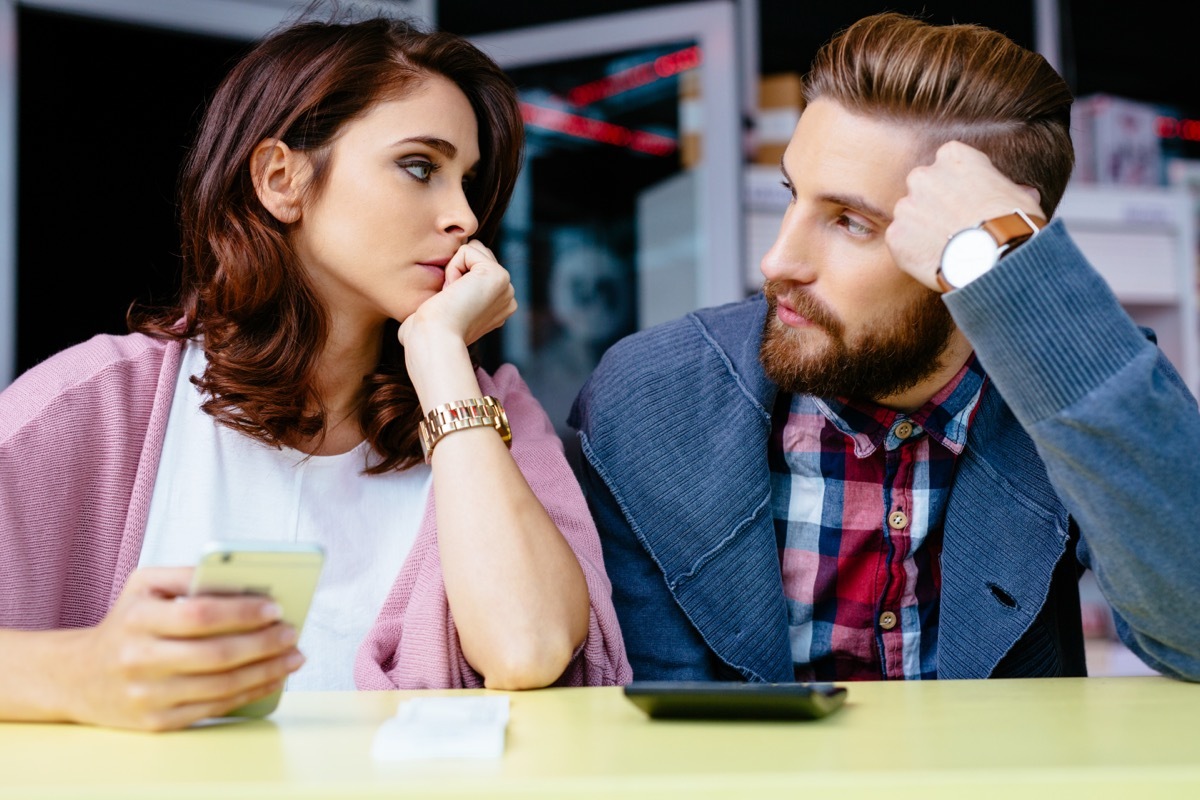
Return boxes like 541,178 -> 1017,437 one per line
759,210 -> 814,285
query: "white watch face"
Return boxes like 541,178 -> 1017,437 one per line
940,228 -> 999,288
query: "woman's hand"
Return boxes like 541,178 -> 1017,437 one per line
54,567 -> 304,731
398,240 -> 517,351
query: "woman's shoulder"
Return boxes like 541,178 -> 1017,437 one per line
1,333 -> 177,437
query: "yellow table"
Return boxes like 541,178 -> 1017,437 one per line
2,677 -> 1197,799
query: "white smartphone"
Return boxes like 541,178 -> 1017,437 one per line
189,540 -> 325,718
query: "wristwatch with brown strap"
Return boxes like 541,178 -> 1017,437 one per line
936,208 -> 1047,293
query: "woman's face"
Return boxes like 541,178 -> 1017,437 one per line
290,74 -> 481,333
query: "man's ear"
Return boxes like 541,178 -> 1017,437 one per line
249,138 -> 311,224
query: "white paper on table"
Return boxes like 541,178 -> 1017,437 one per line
370,695 -> 510,760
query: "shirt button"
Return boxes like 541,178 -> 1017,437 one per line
895,421 -> 914,439
879,611 -> 898,630
888,511 -> 909,530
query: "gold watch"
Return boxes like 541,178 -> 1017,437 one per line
418,396 -> 512,463
936,209 -> 1047,293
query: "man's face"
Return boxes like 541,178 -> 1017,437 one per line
758,98 -> 960,405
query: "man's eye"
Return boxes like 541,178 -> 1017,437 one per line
840,215 -> 870,235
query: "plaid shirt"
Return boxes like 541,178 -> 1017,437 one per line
769,356 -> 986,681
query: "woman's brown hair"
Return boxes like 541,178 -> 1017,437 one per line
802,12 -> 1075,216
132,13 -> 524,473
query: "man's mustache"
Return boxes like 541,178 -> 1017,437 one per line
764,281 -> 843,337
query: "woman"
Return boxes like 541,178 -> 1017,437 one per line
0,13 -> 630,731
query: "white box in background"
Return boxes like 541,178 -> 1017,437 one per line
1072,93 -> 1165,186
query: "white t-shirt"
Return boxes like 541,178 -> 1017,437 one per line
139,340 -> 431,690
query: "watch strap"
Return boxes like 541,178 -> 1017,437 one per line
980,209 -> 1047,250
936,208 -> 1048,293
418,395 -> 512,463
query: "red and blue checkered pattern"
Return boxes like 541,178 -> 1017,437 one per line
769,356 -> 987,680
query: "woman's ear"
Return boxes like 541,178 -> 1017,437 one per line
250,138 -> 310,224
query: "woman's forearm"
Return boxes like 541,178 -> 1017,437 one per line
406,336 -> 590,688
0,627 -> 83,722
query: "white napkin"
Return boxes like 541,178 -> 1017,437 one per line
370,695 -> 510,760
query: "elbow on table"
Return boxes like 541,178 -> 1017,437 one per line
1147,657 -> 1200,684
1123,629 -> 1200,683
477,636 -> 578,690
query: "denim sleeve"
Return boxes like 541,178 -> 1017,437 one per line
945,220 -> 1200,682
574,445 -> 722,681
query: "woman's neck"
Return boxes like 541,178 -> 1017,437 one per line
298,318 -> 384,456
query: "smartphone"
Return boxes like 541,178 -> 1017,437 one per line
189,540 -> 325,718
623,681 -> 848,721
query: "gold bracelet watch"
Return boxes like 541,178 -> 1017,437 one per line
418,396 -> 512,463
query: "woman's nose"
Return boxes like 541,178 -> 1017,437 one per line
442,187 -> 479,240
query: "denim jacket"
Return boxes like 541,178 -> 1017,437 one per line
570,220 -> 1200,682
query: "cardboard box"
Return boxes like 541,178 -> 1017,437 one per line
754,72 -> 801,166
679,69 -> 701,169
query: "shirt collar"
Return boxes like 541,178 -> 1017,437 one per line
812,354 -> 987,458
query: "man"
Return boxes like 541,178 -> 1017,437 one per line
569,12 -> 1200,682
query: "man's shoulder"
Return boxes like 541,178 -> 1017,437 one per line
599,295 -> 765,373
571,295 -> 768,432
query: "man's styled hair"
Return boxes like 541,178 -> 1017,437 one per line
802,12 -> 1074,217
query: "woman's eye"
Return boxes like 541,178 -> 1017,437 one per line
399,160 -> 437,182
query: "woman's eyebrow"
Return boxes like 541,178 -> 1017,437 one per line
392,136 -> 457,158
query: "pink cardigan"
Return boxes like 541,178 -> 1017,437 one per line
0,333 -> 631,688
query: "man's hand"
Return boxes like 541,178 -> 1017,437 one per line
888,141 -> 1043,291
58,567 -> 304,731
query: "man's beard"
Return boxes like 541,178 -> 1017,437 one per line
759,280 -> 957,402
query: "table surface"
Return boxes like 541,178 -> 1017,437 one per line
3,676 -> 1198,799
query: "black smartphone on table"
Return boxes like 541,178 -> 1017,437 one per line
624,681 -> 848,721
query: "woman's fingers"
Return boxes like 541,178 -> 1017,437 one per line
443,239 -> 498,288
403,239 -> 515,347
122,647 -> 303,713
117,566 -> 283,639
121,677 -> 290,732
117,621 -> 300,677
64,567 -> 309,731
134,594 -> 285,639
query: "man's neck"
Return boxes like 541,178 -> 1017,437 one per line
871,329 -> 974,414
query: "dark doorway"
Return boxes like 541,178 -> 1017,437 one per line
15,7 -> 247,375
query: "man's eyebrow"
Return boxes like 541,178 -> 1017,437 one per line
778,161 -> 891,222
821,192 -> 892,223
393,136 -> 457,158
